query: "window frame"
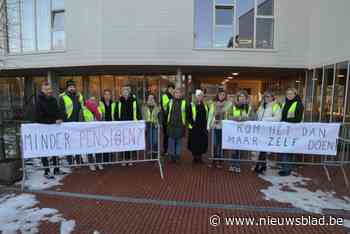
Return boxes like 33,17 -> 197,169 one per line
194,0 -> 277,51
5,0 -> 65,55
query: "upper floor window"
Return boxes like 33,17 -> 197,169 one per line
194,0 -> 275,49
6,0 -> 65,54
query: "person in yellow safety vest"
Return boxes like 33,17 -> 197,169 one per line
58,79 -> 85,165
187,89 -> 209,164
99,89 -> 117,121
99,89 -> 117,163
84,96 -> 104,171
227,90 -> 256,174
278,87 -> 304,177
142,93 -> 162,159
160,83 -> 175,156
207,88 -> 231,169
117,86 -> 142,166
166,87 -> 187,163
254,90 -> 282,174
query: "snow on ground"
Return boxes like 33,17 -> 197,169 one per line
0,159 -> 75,233
19,158 -> 71,190
0,193 -> 75,234
260,168 -> 350,228
60,220 -> 76,234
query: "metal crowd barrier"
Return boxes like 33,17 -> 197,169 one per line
0,121 -> 164,191
207,123 -> 350,188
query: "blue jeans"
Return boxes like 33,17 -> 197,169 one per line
231,150 -> 241,168
280,153 -> 291,172
147,125 -> 159,153
212,129 -> 223,159
168,137 -> 182,161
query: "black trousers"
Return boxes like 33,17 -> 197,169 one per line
67,155 -> 83,165
256,152 -> 267,168
41,157 -> 58,174
162,123 -> 168,153
88,154 -> 103,164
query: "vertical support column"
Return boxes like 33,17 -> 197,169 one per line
24,76 -> 34,105
48,71 -> 59,98
82,75 -> 89,98
175,68 -> 182,89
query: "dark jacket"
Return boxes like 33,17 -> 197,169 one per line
115,95 -> 142,121
167,99 -> 186,138
101,98 -> 113,121
281,95 -> 304,123
35,92 -> 62,124
58,91 -> 83,122
187,102 -> 208,155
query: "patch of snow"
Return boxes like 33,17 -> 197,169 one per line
21,158 -> 71,190
60,220 -> 76,234
260,168 -> 350,228
0,193 -> 76,234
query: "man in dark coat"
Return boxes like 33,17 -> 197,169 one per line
160,84 -> 175,155
58,79 -> 84,165
187,89 -> 208,164
279,88 -> 304,176
35,81 -> 64,179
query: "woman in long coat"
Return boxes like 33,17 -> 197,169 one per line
187,89 -> 209,164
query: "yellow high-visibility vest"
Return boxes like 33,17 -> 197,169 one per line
167,99 -> 187,126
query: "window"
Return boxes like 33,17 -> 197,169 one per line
6,0 -> 65,54
321,65 -> 334,122
194,0 -> 275,49
332,62 -> 348,122
214,1 -> 235,48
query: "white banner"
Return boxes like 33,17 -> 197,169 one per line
222,121 -> 341,156
21,121 -> 146,159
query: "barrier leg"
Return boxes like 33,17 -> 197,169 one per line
341,165 -> 350,189
323,165 -> 332,182
21,158 -> 26,191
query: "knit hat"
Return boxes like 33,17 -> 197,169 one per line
66,79 -> 76,88
195,89 -> 204,97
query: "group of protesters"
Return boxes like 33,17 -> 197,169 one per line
35,79 -> 303,179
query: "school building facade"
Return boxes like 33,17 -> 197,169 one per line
0,0 -> 349,123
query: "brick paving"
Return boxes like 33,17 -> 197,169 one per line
20,152 -> 350,233
36,194 -> 348,234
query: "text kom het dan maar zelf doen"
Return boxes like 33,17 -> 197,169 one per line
225,122 -> 338,154
22,125 -> 145,155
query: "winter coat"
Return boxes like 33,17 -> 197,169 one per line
35,91 -> 62,124
281,95 -> 304,123
116,95 -> 142,121
256,101 -> 282,122
187,102 -> 208,155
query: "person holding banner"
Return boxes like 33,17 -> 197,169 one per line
84,96 -> 104,171
35,81 -> 64,179
207,88 -> 231,168
187,89 -> 209,164
142,93 -> 161,159
59,79 -> 85,165
167,87 -> 187,163
160,84 -> 175,156
227,90 -> 256,174
254,90 -> 282,174
116,86 -> 142,166
278,88 -> 304,176
99,89 -> 117,162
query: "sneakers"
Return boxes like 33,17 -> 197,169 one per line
278,170 -> 291,177
128,162 -> 134,166
44,172 -> 55,179
121,163 -> 127,167
97,164 -> 104,170
89,165 -> 96,171
229,166 -> 241,174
